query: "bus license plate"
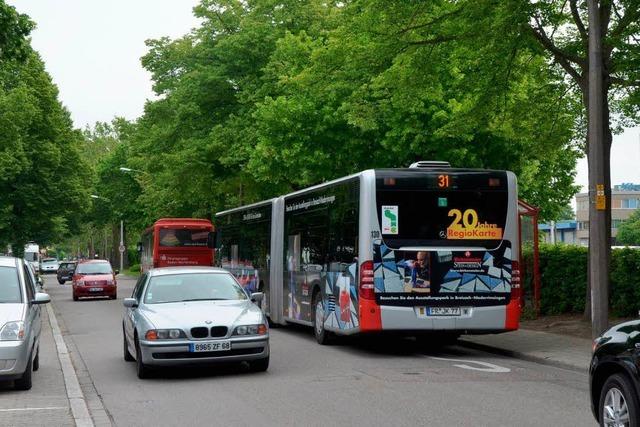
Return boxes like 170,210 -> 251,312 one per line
190,340 -> 231,353
427,307 -> 461,316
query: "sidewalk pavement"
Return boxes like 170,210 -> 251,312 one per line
459,328 -> 593,372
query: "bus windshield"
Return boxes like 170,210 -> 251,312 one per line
376,171 -> 508,249
159,228 -> 209,247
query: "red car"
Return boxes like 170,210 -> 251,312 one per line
72,260 -> 118,301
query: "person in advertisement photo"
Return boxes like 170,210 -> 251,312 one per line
401,251 -> 431,293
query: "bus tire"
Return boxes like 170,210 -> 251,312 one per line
312,293 -> 332,345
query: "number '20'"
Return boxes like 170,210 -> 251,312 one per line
448,209 -> 478,228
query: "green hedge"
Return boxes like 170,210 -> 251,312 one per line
523,245 -> 640,317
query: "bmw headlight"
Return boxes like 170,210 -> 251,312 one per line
0,321 -> 25,341
233,324 -> 267,336
145,329 -> 186,340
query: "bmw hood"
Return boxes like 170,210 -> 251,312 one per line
140,300 -> 264,329
0,304 -> 26,325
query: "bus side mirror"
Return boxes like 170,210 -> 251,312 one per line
136,242 -> 143,252
207,232 -> 217,249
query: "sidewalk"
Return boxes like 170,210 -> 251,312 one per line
0,302 -> 75,426
459,328 -> 593,372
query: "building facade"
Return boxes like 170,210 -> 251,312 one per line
575,183 -> 640,246
539,221 -> 578,244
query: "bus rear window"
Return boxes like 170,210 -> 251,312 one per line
376,174 -> 509,249
159,229 -> 209,247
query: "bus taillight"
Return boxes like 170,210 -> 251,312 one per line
359,261 -> 375,300
511,261 -> 521,302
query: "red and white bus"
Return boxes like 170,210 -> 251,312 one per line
215,162 -> 520,344
139,218 -> 215,272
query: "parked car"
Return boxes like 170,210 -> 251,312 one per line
122,267 -> 269,379
39,258 -> 59,274
0,256 -> 51,390
57,261 -> 77,284
72,259 -> 118,301
590,320 -> 640,426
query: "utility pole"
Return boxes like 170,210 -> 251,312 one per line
588,0 -> 609,338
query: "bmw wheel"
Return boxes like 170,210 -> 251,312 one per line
135,336 -> 151,379
123,328 -> 134,362
249,356 -> 269,372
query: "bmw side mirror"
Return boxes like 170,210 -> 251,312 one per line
250,292 -> 264,304
123,298 -> 138,308
32,292 -> 51,305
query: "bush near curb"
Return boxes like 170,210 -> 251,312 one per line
523,245 -> 640,317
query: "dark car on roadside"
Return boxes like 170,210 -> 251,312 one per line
57,261 -> 77,284
590,320 -> 640,426
72,259 -> 118,301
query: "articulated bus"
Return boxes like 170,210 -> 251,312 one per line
215,162 -> 520,344
139,218 -> 215,273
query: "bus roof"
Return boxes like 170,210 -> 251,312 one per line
143,218 -> 213,235
216,167 -> 514,215
215,199 -> 275,217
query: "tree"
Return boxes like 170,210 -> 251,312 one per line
522,0 -> 639,335
121,0 -> 580,225
0,1 -> 33,61
617,210 -> 640,245
0,49 -> 89,252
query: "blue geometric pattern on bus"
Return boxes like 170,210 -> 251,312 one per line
443,270 -> 462,281
372,240 -> 512,295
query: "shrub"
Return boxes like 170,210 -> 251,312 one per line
522,245 -> 640,317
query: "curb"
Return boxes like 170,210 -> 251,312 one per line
458,338 -> 588,374
46,304 -> 94,427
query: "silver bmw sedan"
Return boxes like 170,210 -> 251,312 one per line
122,267 -> 269,378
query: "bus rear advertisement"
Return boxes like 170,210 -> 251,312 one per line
215,164 -> 520,344
139,218 -> 215,272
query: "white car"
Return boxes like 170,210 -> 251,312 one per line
39,258 -> 59,274
0,257 -> 51,390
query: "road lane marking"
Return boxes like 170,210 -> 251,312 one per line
0,407 -> 67,412
428,356 -> 511,373
46,303 -> 95,427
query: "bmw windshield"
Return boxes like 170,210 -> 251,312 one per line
144,273 -> 247,304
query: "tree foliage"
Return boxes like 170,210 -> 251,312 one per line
0,49 -> 89,251
617,209 -> 640,245
96,0 -> 586,229
0,1 -> 33,61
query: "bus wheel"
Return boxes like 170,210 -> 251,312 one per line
313,294 -> 332,345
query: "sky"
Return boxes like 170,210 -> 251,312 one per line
7,1 -> 640,191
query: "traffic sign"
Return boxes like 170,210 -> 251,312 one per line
119,245 -> 126,253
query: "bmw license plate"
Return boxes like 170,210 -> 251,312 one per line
427,307 -> 461,316
90,287 -> 103,292
190,340 -> 231,353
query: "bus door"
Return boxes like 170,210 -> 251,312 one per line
284,234 -> 305,321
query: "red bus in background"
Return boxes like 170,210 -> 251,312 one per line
138,218 -> 215,272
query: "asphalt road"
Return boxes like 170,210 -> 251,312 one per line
42,274 -> 595,427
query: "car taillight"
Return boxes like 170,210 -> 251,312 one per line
359,261 -> 375,300
511,261 -> 521,301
